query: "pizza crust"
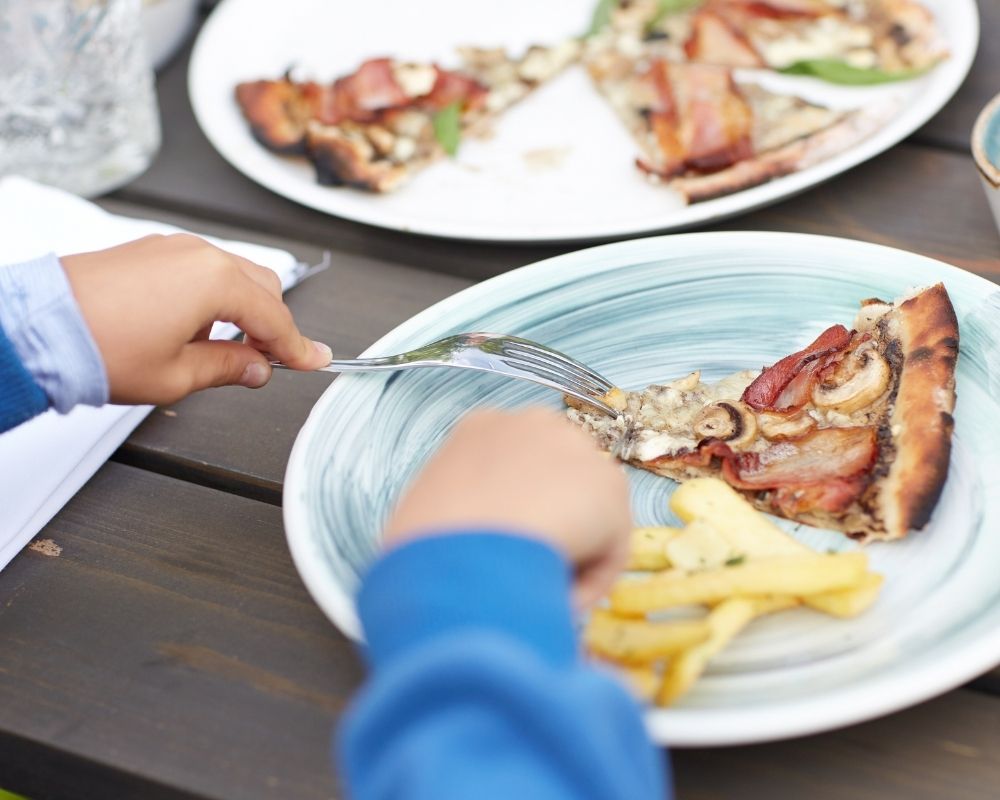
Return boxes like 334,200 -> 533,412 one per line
668,101 -> 893,203
873,282 -> 959,540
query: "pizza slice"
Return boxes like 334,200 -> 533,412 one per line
585,49 -> 886,201
594,0 -> 947,79
567,284 -> 959,542
234,41 -> 580,192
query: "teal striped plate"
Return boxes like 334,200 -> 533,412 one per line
284,232 -> 1000,746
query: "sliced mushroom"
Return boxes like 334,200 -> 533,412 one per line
757,409 -> 816,441
692,401 -> 757,450
811,348 -> 891,414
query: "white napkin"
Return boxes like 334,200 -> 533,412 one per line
0,177 -> 308,571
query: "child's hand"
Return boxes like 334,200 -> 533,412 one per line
383,408 -> 633,608
61,234 -> 331,405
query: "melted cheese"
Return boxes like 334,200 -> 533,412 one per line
391,63 -> 437,98
747,89 -> 840,151
753,16 -> 874,68
568,369 -> 759,462
518,40 -> 581,82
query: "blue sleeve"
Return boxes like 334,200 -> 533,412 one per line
337,532 -> 669,800
0,320 -> 48,432
0,253 -> 108,416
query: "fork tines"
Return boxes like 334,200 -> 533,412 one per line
500,338 -> 616,398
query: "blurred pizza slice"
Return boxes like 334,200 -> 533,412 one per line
597,0 -> 947,80
234,41 -> 580,192
585,51 -> 887,202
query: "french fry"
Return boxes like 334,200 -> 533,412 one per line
804,572 -> 884,618
669,478 -> 806,558
619,665 -> 660,702
657,595 -> 800,705
610,553 -> 868,615
750,594 -> 800,615
584,608 -> 710,664
657,598 -> 755,705
628,526 -> 680,571
589,478 -> 887,704
665,519 -> 740,571
669,479 -> 885,616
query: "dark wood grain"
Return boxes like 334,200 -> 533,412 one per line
711,144 -> 1000,275
672,689 -> 1000,800
2,464 -> 999,800
911,0 -> 1000,153
0,464 -> 362,800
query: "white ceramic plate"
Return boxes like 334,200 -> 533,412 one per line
284,232 -> 1000,746
189,0 -> 978,243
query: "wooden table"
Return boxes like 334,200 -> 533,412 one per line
2,4 -> 999,798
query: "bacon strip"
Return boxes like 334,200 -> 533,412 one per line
771,478 -> 867,515
425,68 -> 488,112
639,62 -> 754,178
685,10 -> 765,68
724,426 -> 877,488
741,325 -> 852,411
644,61 -> 686,177
668,439 -> 735,468
346,58 -> 410,112
656,427 -> 876,515
309,58 -> 486,126
683,64 -> 755,171
770,354 -> 832,410
712,0 -> 831,19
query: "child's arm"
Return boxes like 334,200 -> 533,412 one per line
0,234 -> 330,432
338,409 -> 669,800
0,314 -> 48,431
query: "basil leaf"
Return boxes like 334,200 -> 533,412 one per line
647,0 -> 703,30
586,0 -> 617,37
432,102 -> 461,157
779,59 -> 929,85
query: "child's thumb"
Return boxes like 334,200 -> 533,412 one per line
179,339 -> 272,392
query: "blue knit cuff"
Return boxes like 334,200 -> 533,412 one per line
0,253 -> 109,412
358,533 -> 577,672
0,320 -> 49,431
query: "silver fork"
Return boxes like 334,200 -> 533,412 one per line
271,332 -> 620,417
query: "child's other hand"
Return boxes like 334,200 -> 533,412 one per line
383,408 -> 632,608
61,234 -> 331,405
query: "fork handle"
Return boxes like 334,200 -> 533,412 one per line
270,359 -> 620,417
270,357 -> 413,373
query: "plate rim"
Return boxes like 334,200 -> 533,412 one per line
189,0 -> 979,244
283,231 -> 1000,746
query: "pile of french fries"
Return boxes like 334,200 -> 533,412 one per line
585,478 -> 884,706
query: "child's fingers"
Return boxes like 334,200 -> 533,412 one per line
216,273 -> 330,370
176,339 -> 273,395
235,257 -> 283,299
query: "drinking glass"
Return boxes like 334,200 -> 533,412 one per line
0,0 -> 162,197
